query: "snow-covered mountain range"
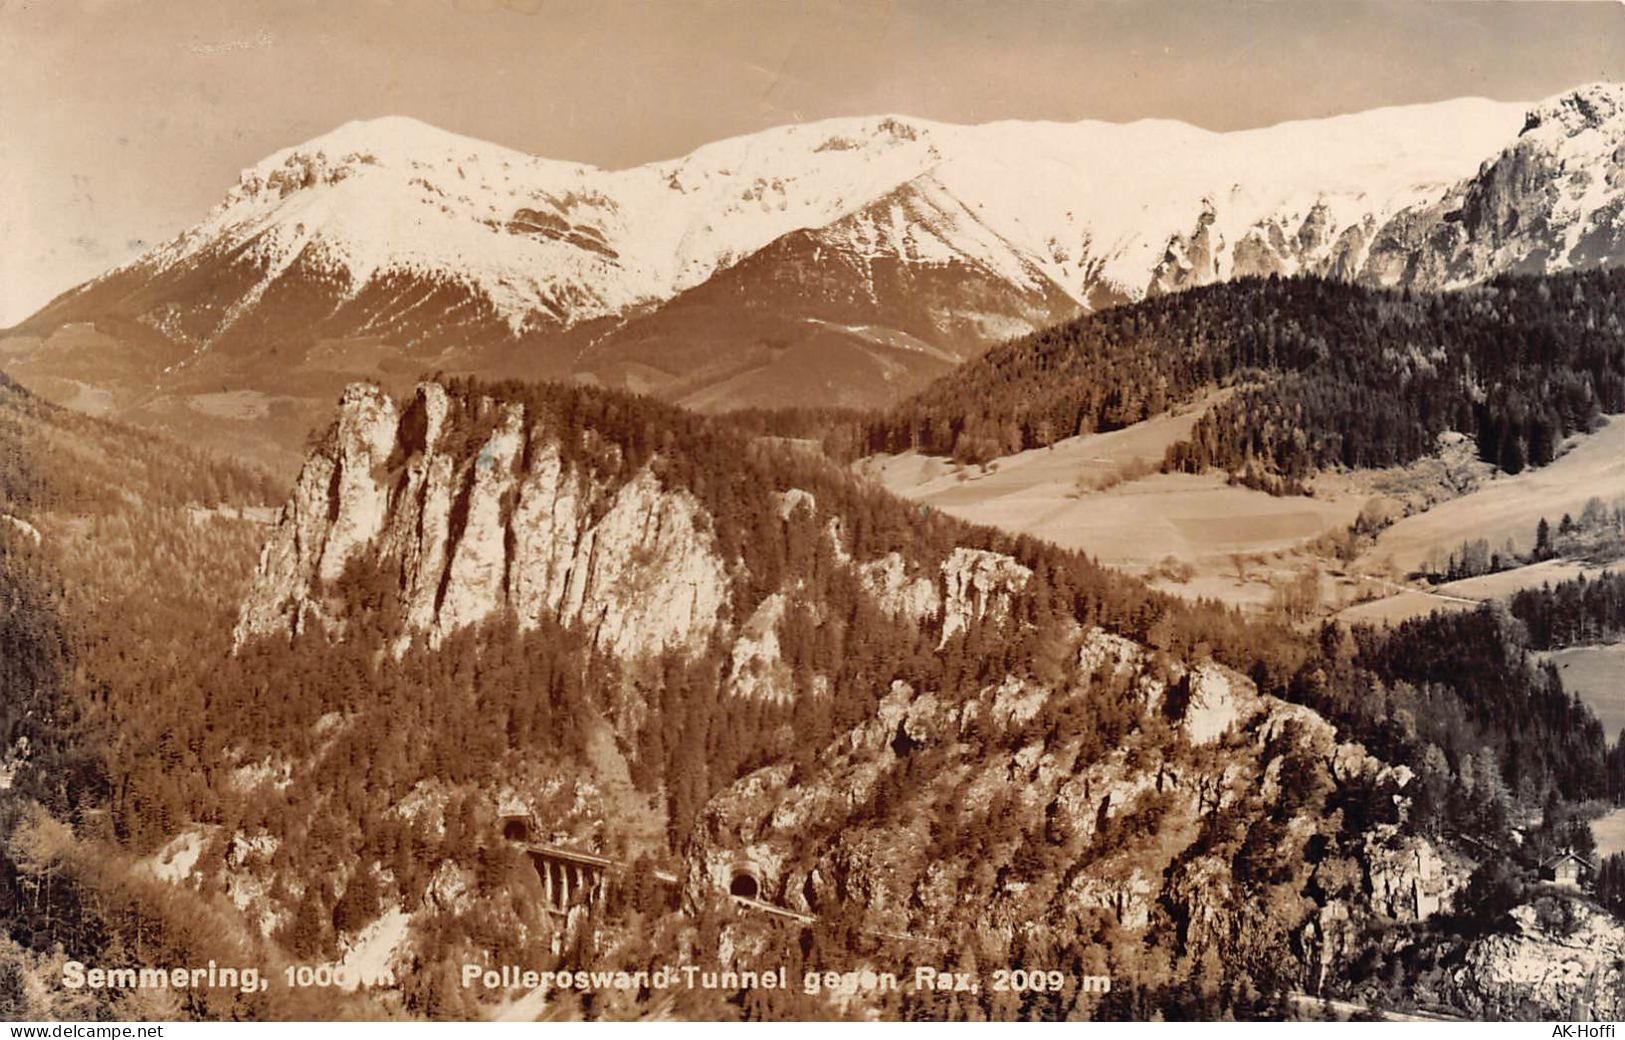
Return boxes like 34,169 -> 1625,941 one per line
5,83 -> 1624,472
36,96 -> 1535,333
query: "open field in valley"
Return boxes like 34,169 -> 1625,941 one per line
1539,643 -> 1625,741
1357,417 -> 1625,578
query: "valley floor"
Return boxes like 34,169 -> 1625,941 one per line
860,408 -> 1625,800
858,391 -> 1362,611
1355,415 -> 1625,578
1334,557 -> 1625,627
863,409 -> 1625,622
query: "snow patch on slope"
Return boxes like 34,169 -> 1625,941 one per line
333,907 -> 410,990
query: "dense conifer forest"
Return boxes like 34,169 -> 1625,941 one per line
1509,570 -> 1625,651
862,271 -> 1625,490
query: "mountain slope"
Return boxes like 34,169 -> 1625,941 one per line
575,174 -> 1086,409
0,368 -> 341,1019
206,377 -> 1614,1019
6,368 -> 1623,1019
18,100 -> 1531,338
7,86 -> 1625,472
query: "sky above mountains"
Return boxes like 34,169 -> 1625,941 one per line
3,0 -> 1623,326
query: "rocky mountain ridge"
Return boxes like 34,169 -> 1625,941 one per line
234,381 -> 733,660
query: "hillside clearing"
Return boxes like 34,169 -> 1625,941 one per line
1358,416 -> 1625,577
1538,643 -> 1625,741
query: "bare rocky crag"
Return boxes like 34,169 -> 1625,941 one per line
1451,902 -> 1625,1019
1361,84 -> 1625,291
234,381 -> 733,660
234,380 -> 1038,672
688,623 -> 1625,1019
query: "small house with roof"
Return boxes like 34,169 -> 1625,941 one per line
1542,849 -> 1594,889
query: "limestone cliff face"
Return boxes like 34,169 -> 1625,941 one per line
858,552 -> 941,621
853,544 -> 1036,651
233,383 -> 401,640
1149,202 -> 1225,294
234,381 -> 732,660
939,547 -> 1032,643
1146,85 -> 1625,298
1362,831 -> 1466,922
1147,201 -> 1378,297
1360,84 -> 1625,290
237,383 -> 1052,675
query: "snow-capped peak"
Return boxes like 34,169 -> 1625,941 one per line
274,114 -> 523,161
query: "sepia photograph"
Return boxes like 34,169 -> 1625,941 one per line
3,0 -> 1625,1026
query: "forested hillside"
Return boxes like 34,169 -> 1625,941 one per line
0,372 -> 358,1019
4,370 -> 1621,1019
150,380 -> 1625,1015
863,271 -> 1625,489
0,371 -> 278,815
